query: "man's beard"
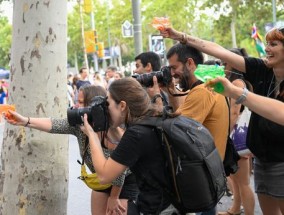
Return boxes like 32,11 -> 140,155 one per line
179,65 -> 191,92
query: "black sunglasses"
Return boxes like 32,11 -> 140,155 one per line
278,26 -> 284,34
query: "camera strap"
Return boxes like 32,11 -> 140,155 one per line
167,80 -> 203,97
77,136 -> 89,166
77,132 -> 107,166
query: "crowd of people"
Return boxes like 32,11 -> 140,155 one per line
3,25 -> 284,215
66,66 -> 124,108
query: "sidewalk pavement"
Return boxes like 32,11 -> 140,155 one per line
67,135 -> 262,215
67,135 -> 91,215
0,129 -> 261,214
217,176 -> 261,214
0,125 -> 92,214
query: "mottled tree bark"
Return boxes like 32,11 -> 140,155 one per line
0,1 -> 68,214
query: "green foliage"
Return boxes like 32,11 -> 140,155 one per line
66,0 -> 284,67
0,15 -> 11,68
1,0 -> 283,68
200,0 -> 273,57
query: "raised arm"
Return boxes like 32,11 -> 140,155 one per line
160,27 -> 246,72
206,77 -> 284,126
5,110 -> 52,132
229,79 -> 246,132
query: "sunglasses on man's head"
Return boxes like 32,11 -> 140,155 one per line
277,26 -> 284,35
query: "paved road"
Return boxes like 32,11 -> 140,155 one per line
217,176 -> 261,214
0,125 -> 92,214
67,135 -> 91,215
0,129 -> 261,215
67,135 -> 262,215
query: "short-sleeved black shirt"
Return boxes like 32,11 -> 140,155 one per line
244,57 -> 284,162
111,125 -> 172,214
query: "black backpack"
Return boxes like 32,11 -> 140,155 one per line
137,115 -> 226,213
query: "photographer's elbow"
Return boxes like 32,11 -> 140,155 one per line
98,175 -> 112,184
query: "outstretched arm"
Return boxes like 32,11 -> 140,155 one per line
160,27 -> 246,72
229,79 -> 246,132
206,77 -> 284,126
5,110 -> 52,132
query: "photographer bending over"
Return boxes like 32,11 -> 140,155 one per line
79,78 -> 181,214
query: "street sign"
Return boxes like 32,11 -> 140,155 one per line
122,20 -> 133,38
149,35 -> 165,57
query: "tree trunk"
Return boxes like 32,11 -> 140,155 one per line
0,1 -> 68,214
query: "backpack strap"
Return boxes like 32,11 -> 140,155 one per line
135,106 -> 172,126
134,119 -> 186,214
136,117 -> 162,127
225,97 -> 231,136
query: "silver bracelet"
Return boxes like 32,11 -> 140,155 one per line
235,88 -> 248,104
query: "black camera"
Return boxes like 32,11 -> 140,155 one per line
132,66 -> 172,87
67,96 -> 109,132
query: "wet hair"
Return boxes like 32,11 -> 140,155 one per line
224,48 -> 248,82
79,85 -> 107,107
266,27 -> 284,44
204,59 -> 221,66
229,48 -> 248,58
166,43 -> 204,65
108,78 -> 158,124
135,51 -> 162,71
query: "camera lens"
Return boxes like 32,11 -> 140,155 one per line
67,107 -> 91,125
67,96 -> 109,132
132,66 -> 172,87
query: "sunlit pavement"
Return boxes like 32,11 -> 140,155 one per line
0,130 -> 261,215
68,135 -> 91,215
67,134 -> 261,215
217,175 -> 261,214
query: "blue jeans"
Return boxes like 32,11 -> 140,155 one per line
196,206 -> 216,215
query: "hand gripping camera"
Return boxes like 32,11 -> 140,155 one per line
67,96 -> 109,132
132,66 -> 172,87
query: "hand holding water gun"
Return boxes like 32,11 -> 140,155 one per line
194,64 -> 225,93
0,105 -> 31,127
151,17 -> 171,31
0,104 -> 16,121
205,76 -> 238,98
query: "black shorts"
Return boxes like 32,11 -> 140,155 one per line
94,174 -> 139,201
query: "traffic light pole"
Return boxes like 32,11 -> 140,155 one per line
106,0 -> 113,65
91,11 -> 99,72
132,0 -> 143,56
79,0 -> 89,71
